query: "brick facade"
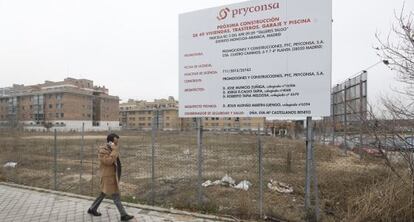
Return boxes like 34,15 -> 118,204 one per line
0,78 -> 119,131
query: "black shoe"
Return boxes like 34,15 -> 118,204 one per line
87,209 -> 102,216
121,214 -> 134,221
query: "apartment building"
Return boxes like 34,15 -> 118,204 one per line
0,78 -> 120,131
120,96 -> 180,130
120,97 -> 266,131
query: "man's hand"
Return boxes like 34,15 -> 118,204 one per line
111,143 -> 120,152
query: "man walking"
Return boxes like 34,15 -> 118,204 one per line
87,133 -> 134,221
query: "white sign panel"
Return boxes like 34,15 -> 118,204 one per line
179,0 -> 332,118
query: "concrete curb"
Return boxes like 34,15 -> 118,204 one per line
0,182 -> 238,222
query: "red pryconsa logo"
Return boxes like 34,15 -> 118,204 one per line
217,8 -> 230,21
216,3 -> 280,21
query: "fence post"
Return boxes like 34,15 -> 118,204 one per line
79,122 -> 84,194
311,122 -> 320,221
359,77 -> 364,149
258,125 -> 264,219
197,118 -> 204,207
344,83 -> 348,154
91,141 -> 95,196
287,150 -> 292,173
305,117 -> 312,212
53,129 -> 57,191
150,113 -> 157,205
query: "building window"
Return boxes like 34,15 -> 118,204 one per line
56,113 -> 59,118
61,113 -> 64,118
49,104 -> 53,109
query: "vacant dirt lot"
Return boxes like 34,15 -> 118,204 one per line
0,130 -> 409,221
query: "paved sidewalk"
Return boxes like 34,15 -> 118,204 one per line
0,183 -> 226,222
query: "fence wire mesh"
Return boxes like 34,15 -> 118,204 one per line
1,126 -> 412,221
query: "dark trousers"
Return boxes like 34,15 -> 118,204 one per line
89,192 -> 127,216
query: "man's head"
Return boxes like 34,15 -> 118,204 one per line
107,133 -> 120,145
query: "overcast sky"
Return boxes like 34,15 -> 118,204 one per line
0,0 -> 412,104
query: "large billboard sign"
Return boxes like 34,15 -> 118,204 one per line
332,72 -> 368,128
179,0 -> 332,118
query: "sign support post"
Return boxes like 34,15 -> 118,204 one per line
257,125 -> 264,218
305,116 -> 320,220
196,118 -> 203,207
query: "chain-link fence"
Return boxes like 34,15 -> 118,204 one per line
0,125 -> 408,221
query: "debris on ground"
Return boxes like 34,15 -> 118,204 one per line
221,174 -> 236,187
267,179 -> 293,194
3,162 -> 17,168
202,180 -> 222,187
264,215 -> 286,222
202,175 -> 251,191
234,180 -> 252,191
202,180 -> 213,187
212,180 -> 222,185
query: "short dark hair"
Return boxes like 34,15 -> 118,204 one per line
107,133 -> 120,143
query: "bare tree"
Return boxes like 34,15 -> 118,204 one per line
371,5 -> 414,218
376,5 -> 414,100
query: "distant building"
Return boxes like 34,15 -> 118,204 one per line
120,97 -> 266,131
0,77 -> 120,131
119,96 -> 180,130
266,120 -> 304,138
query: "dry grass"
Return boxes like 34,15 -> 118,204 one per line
0,129 -> 411,221
344,174 -> 412,222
